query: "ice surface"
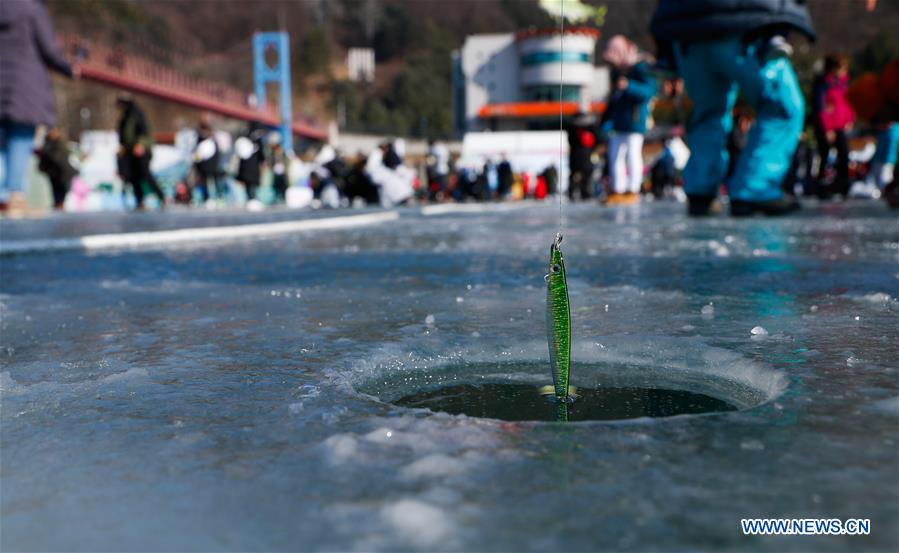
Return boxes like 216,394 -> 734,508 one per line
1,202 -> 897,551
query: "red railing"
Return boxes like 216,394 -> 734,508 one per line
60,35 -> 327,141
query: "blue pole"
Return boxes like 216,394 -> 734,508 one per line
252,32 -> 293,153
253,34 -> 267,115
278,33 -> 293,154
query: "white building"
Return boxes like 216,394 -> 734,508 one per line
347,48 -> 375,83
452,26 -> 610,135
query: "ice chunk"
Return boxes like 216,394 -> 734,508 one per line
860,293 -> 894,303
296,384 -> 320,398
740,439 -> 765,451
365,427 -> 396,444
100,367 -> 149,383
424,314 -> 436,326
701,304 -> 714,318
381,499 -> 455,549
322,434 -> 359,464
708,240 -> 730,257
750,326 -> 768,336
403,454 -> 467,479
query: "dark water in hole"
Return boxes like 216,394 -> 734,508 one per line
394,382 -> 738,422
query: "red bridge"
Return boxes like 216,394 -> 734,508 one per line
61,35 -> 328,142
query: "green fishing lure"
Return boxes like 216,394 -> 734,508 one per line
545,232 -> 571,402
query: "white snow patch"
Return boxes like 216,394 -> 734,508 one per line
0,211 -> 400,255
322,434 -> 359,464
365,427 -> 398,445
402,453 -> 468,479
859,293 -> 895,304
708,240 -> 730,257
740,439 -> 765,451
381,499 -> 455,549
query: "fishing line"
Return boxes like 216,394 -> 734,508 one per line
558,0 -> 564,237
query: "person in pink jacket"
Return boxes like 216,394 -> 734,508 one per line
813,54 -> 856,198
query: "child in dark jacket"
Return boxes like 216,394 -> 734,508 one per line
38,127 -> 76,210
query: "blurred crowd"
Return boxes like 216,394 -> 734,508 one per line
2,0 -> 898,218
559,46 -> 899,212
559,5 -> 899,215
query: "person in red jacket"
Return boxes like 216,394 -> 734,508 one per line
812,54 -> 856,199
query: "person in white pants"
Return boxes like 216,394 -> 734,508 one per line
609,132 -> 645,195
600,35 -> 656,205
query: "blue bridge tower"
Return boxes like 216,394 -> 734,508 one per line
253,32 -> 293,153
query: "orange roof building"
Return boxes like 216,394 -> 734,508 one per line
452,27 -> 608,135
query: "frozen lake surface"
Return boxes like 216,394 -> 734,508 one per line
2,202 -> 898,551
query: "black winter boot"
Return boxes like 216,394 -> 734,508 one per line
687,194 -> 722,216
730,196 -> 801,217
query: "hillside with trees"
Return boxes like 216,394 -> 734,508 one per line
49,0 -> 899,138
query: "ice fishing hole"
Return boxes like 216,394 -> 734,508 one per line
394,382 -> 735,422
360,361 -> 773,423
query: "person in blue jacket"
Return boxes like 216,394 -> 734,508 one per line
600,35 -> 657,205
651,0 -> 815,216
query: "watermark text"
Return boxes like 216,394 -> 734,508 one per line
741,518 -> 871,536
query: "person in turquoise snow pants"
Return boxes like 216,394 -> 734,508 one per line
651,0 -> 815,216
